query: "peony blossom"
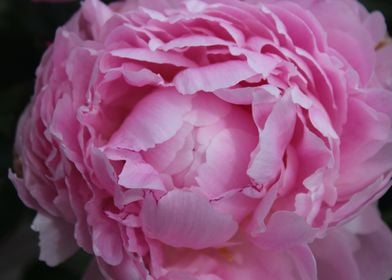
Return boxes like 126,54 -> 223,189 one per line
10,0 -> 392,279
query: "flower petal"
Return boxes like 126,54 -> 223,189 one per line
141,189 -> 238,249
31,213 -> 78,266
108,89 -> 191,151
247,95 -> 296,184
251,211 -> 317,250
174,61 -> 256,94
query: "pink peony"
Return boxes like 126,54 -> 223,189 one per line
10,0 -> 392,279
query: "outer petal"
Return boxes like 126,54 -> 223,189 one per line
288,245 -> 318,280
251,211 -> 317,250
346,206 -> 392,280
312,206 -> 392,280
354,223 -> 392,280
311,229 -> 360,280
31,213 -> 78,266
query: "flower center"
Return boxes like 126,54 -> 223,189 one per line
141,92 -> 258,197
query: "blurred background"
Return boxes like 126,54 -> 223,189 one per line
0,0 -> 391,279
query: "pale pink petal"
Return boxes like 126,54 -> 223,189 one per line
328,29 -> 374,84
81,0 -> 114,39
118,158 -> 166,191
228,47 -> 279,77
345,204 -> 385,235
108,89 -> 191,151
363,11 -> 387,45
141,190 -> 238,249
308,101 -> 338,139
270,2 -> 328,51
337,143 -> 392,198
121,64 -> 164,87
184,94 -> 231,126
214,87 -> 257,105
353,222 -> 392,280
31,213 -> 78,266
197,128 -> 256,196
160,35 -> 232,51
292,123 -> 331,189
375,44 -> 392,90
91,222 -> 124,266
329,173 -> 392,227
289,86 -> 312,109
90,148 -> 117,193
309,0 -> 375,83
143,124 -> 193,172
247,95 -> 296,184
251,211 -> 317,250
340,97 -> 390,171
163,133 -> 195,175
111,48 -> 198,68
137,0 -> 182,12
49,94 -> 81,160
247,178 -> 282,234
312,205 -> 392,280
288,245 -> 318,280
211,190 -> 259,223
311,229 -> 360,280
174,61 -> 256,94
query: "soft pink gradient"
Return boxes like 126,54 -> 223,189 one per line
10,0 -> 392,279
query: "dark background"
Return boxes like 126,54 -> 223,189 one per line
0,0 -> 391,279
